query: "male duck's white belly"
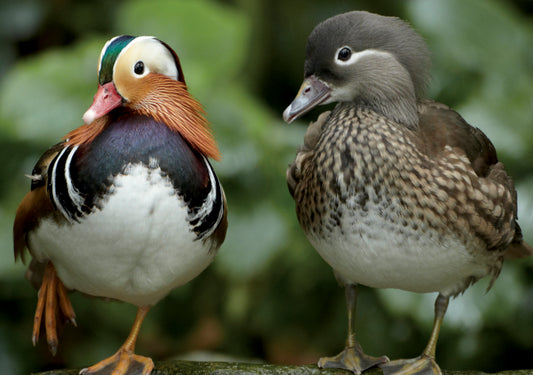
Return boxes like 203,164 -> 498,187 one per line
29,164 -> 215,306
307,201 -> 492,296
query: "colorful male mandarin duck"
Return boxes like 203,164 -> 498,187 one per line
285,11 -> 532,375
13,35 -> 227,375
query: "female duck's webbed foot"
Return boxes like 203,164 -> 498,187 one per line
319,342 -> 389,374
319,284 -> 389,374
380,294 -> 449,375
380,355 -> 441,375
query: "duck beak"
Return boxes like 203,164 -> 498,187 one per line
82,82 -> 123,125
283,75 -> 330,124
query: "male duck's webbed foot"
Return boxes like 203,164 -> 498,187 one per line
80,306 -> 153,375
32,262 -> 77,355
79,349 -> 154,375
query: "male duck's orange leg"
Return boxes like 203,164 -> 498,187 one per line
80,306 -> 154,375
32,262 -> 77,355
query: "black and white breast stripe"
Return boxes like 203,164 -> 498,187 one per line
188,156 -> 225,240
47,144 -> 225,237
48,145 -> 85,223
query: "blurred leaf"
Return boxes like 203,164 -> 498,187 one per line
408,0 -> 533,162
0,0 -> 44,39
215,204 -> 288,280
0,38 -> 103,144
517,178 -> 533,245
115,0 -> 249,85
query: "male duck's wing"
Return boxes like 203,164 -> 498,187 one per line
13,142 -> 65,263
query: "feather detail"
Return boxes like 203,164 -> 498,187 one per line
64,76 -> 219,160
133,75 -> 220,160
13,186 -> 55,263
64,117 -> 109,147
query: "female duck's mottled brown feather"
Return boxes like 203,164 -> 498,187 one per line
415,100 -> 498,177
415,100 -> 530,256
288,100 -> 532,259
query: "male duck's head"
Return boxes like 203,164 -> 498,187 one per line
73,35 -> 219,160
284,11 -> 430,129
83,35 -> 185,125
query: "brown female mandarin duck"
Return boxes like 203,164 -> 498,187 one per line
285,11 -> 532,375
13,35 -> 227,375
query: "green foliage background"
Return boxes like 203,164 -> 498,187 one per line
1,0 -> 532,374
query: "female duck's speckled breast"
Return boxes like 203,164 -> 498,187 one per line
295,105 -> 496,294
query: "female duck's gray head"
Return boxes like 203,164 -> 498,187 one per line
284,11 -> 430,129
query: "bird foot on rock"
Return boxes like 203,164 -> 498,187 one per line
318,343 -> 389,374
79,349 -> 154,375
379,355 -> 441,375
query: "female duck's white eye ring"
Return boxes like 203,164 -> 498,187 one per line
337,46 -> 352,62
335,48 -> 392,67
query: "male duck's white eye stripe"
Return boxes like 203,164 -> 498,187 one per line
114,36 -> 178,81
109,36 -> 153,83
334,48 -> 392,66
118,36 -> 156,57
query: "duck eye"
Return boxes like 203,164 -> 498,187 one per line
134,61 -> 144,75
337,47 -> 352,62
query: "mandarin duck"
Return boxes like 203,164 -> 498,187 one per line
284,11 -> 532,375
13,35 -> 227,375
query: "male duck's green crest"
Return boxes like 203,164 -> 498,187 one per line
97,35 -> 136,85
